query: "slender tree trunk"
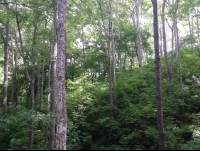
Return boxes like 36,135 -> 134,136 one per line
123,49 -> 126,75
40,59 -> 44,111
109,1 -> 116,104
108,20 -> 113,115
44,36 -> 53,150
113,4 -> 121,73
197,16 -> 200,52
135,0 -> 142,73
159,22 -> 163,56
166,19 -> 174,79
49,1 -> 58,149
29,62 -> 35,150
10,23 -> 16,107
82,25 -> 85,78
162,0 -> 171,81
188,14 -> 193,52
56,0 -> 67,149
29,6 -> 39,149
151,0 -> 165,149
2,19 -> 9,112
174,1 -> 183,101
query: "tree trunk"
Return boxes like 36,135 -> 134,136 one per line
159,22 -> 163,56
188,14 -> 193,52
56,0 -> 67,150
135,0 -> 143,73
10,23 -> 16,107
49,1 -> 58,149
2,19 -> 9,112
151,0 -> 165,149
162,0 -> 171,81
192,75 -> 200,87
109,1 -> 116,104
40,59 -> 44,111
123,48 -> 126,75
113,4 -> 121,73
166,18 -> 174,80
175,11 -> 184,101
108,19 -> 113,115
197,14 -> 200,52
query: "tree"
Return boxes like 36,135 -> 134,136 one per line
1,19 -> 9,112
162,0 -> 171,81
55,0 -> 67,150
151,0 -> 165,149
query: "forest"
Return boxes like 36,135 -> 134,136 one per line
0,0 -> 200,150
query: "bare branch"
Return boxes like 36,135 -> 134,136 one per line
192,75 -> 200,87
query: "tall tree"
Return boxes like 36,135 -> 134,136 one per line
135,0 -> 143,73
10,23 -> 16,107
49,0 -> 58,150
2,19 -> 9,112
151,0 -> 165,149
55,0 -> 67,150
162,0 -> 171,81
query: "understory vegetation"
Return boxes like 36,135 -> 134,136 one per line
1,47 -> 200,150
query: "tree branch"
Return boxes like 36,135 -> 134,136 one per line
192,75 -> 200,87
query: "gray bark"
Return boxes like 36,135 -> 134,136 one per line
166,19 -> 174,79
162,0 -> 171,81
135,0 -> 143,73
109,1 -> 116,104
10,23 -> 16,107
40,58 -> 44,111
2,19 -> 9,112
151,0 -> 165,149
49,1 -> 58,149
55,0 -> 67,150
197,14 -> 200,52
192,75 -> 200,87
159,22 -> 163,56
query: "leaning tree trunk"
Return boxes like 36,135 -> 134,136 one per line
2,19 -> 9,112
151,0 -> 165,150
162,0 -> 171,81
55,0 -> 67,150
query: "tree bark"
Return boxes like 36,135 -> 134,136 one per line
159,22 -> 163,56
135,0 -> 143,73
2,19 -> 9,112
10,23 -> 16,107
55,0 -> 67,150
187,13 -> 193,52
166,18 -> 174,79
176,15 -> 184,102
151,0 -> 165,149
40,58 -> 44,111
109,1 -> 116,104
162,0 -> 171,81
197,14 -> 200,52
192,75 -> 200,87
49,1 -> 58,149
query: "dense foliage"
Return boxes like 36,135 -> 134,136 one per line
1,48 -> 200,150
